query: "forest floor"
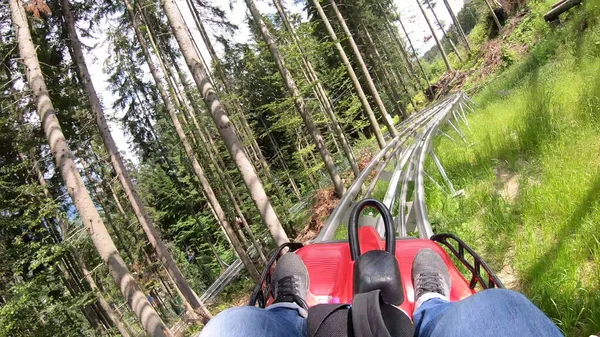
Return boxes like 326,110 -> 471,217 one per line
425,1 -> 600,336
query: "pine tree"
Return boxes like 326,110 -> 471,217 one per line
395,13 -> 434,95
424,0 -> 463,62
272,0 -> 359,177
160,0 -> 290,247
59,0 -> 213,321
327,0 -> 398,137
8,1 -> 169,335
416,0 -> 452,71
244,0 -> 345,198
442,0 -> 471,51
310,0 -> 386,149
121,0 -> 259,281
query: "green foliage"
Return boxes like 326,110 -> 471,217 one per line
500,45 -> 518,67
426,2 -> 600,335
456,0 -> 481,35
211,277 -> 255,314
0,125 -> 93,336
468,20 -> 490,48
7,0 -> 599,334
0,270 -> 95,337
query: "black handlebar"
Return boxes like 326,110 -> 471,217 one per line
348,198 -> 396,261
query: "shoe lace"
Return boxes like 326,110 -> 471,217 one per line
274,276 -> 308,310
415,271 -> 445,297
276,276 -> 300,296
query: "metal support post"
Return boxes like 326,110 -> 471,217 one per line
448,119 -> 468,144
424,170 -> 446,192
458,103 -> 471,130
438,129 -> 458,143
430,150 -> 464,197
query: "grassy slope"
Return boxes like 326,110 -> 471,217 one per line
426,1 -> 600,335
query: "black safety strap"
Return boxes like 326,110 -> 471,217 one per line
351,290 -> 414,337
308,290 -> 413,337
308,304 -> 351,337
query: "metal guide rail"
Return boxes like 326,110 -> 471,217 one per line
315,92 -> 473,242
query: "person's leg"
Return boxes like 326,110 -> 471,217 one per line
200,252 -> 310,337
411,249 -> 563,337
413,288 -> 563,337
412,297 -> 453,333
199,302 -> 306,337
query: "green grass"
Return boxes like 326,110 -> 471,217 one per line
425,2 -> 600,335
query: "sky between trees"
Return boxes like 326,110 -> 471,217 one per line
84,0 -> 465,162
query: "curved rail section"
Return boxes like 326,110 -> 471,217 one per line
315,92 -> 472,242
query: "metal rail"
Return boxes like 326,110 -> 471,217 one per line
199,234 -> 268,304
315,92 -> 471,242
199,259 -> 244,304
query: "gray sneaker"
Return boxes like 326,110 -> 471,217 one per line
412,248 -> 451,309
273,252 -> 309,311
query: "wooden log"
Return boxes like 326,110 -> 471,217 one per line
544,0 -> 583,22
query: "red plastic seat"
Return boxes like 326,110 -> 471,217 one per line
295,226 -> 474,318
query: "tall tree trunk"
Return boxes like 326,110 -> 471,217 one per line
244,0 -> 345,198
327,0 -> 398,137
388,67 -> 417,112
195,123 -> 268,263
442,0 -> 471,52
123,0 -> 259,282
184,0 -> 298,212
415,0 -> 452,71
106,184 -> 140,263
396,14 -> 434,95
259,116 -> 304,203
134,92 -> 238,279
196,19 -> 297,234
8,1 -> 170,335
58,262 -> 102,331
296,140 -> 318,189
273,0 -> 359,177
157,44 -> 261,250
161,0 -> 290,247
164,66 -> 255,250
310,0 -> 386,149
79,157 -> 139,267
361,26 -> 408,119
378,5 -> 425,94
78,258 -> 133,337
208,240 -> 229,271
424,0 -> 463,62
61,0 -> 213,321
190,12 -> 263,165
30,152 -> 129,335
368,27 -> 418,111
189,7 -> 301,205
64,257 -> 109,328
381,26 -> 420,94
484,0 -> 503,32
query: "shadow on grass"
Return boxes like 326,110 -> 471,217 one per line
520,175 -> 600,335
516,69 -> 560,156
476,34 -> 560,109
524,180 -> 600,280
580,60 -> 600,126
441,67 -> 555,190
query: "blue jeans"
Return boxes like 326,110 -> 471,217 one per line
413,289 -> 563,337
199,289 -> 563,337
200,302 -> 307,337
